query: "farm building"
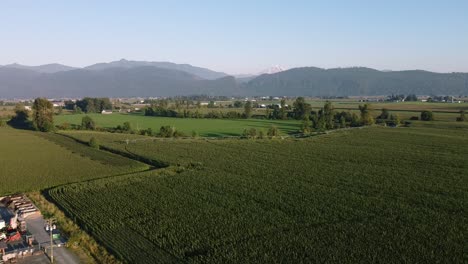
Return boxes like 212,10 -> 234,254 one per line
101,110 -> 113,114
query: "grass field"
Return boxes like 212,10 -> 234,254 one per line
0,127 -> 147,195
54,101 -> 467,136
48,126 -> 468,263
55,113 -> 301,137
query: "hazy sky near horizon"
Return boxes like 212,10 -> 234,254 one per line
1,0 -> 468,74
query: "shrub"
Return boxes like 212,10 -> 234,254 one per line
139,128 -> 153,136
159,126 -> 185,138
81,116 -> 96,130
57,122 -> 71,130
267,126 -> 279,138
89,137 -> 99,149
258,130 -> 265,139
242,128 -> 258,139
420,111 -> 434,121
456,110 -> 466,122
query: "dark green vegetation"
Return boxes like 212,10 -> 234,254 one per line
49,126 -> 468,263
7,104 -> 31,129
69,97 -> 113,113
32,97 -> 54,131
421,110 -> 435,121
0,127 -> 147,195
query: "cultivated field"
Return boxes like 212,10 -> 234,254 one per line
55,113 -> 301,137
49,126 -> 468,263
0,127 -> 147,195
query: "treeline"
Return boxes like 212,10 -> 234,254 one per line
58,115 -> 187,138
59,115 -> 284,140
8,98 -> 55,131
290,98 -> 450,133
386,94 -> 418,102
144,99 -> 253,119
6,97 -> 111,132
294,99 -> 369,134
64,97 -> 112,113
144,95 -> 230,104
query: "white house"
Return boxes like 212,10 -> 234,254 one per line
101,110 -> 113,115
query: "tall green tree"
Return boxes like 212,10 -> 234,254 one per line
233,101 -> 244,108
350,113 -> 360,127
32,98 -> 54,132
293,97 -> 311,119
279,99 -> 287,119
358,104 -> 374,125
378,108 -> 390,119
323,101 -> 335,129
244,101 -> 253,118
76,98 -> 112,113
339,116 -> 346,128
301,116 -> 312,134
390,114 -> 401,126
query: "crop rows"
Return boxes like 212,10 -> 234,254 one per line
0,128 -> 147,195
49,127 -> 468,263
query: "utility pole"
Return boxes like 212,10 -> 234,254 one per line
45,218 -> 56,263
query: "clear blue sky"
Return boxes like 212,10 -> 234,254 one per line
1,0 -> 467,74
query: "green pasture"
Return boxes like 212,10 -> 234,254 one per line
55,113 -> 301,137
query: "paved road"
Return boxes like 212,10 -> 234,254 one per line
17,254 -> 50,264
25,213 -> 80,264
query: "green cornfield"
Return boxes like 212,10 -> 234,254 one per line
48,126 -> 468,263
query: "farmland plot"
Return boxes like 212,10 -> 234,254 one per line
0,127 -> 147,195
49,127 -> 468,263
55,113 -> 301,137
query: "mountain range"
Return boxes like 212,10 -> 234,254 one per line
0,60 -> 467,98
2,63 -> 77,74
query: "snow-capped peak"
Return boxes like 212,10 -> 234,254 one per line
258,65 -> 286,75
